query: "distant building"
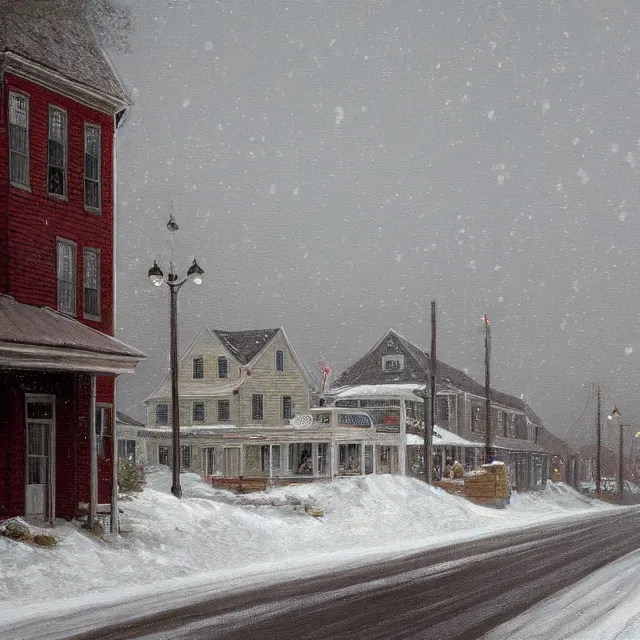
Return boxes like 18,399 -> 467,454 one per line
0,1 -> 144,527
329,329 -> 549,489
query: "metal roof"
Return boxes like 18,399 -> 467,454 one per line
0,295 -> 144,374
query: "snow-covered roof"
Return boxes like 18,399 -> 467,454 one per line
333,384 -> 427,400
406,426 -> 483,448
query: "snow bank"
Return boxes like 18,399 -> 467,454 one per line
0,469 -> 614,612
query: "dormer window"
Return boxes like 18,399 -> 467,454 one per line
192,356 -> 204,379
275,349 -> 284,372
382,354 -> 404,372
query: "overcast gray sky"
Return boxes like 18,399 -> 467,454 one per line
111,0 -> 640,443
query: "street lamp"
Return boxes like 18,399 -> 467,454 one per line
608,407 -> 624,502
148,216 -> 203,498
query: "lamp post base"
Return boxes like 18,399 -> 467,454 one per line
171,484 -> 182,499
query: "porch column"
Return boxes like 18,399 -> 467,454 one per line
111,394 -> 119,535
89,374 -> 98,530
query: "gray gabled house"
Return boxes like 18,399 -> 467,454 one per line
330,329 -> 549,489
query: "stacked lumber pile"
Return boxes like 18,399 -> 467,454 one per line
462,462 -> 510,507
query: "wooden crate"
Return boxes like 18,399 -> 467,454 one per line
211,476 -> 269,493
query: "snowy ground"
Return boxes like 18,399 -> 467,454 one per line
0,468 -> 635,639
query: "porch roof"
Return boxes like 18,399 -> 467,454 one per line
406,426 -> 483,448
0,295 -> 145,375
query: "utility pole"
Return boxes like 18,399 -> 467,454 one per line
429,300 -> 437,483
596,385 -> 601,495
483,314 -> 492,464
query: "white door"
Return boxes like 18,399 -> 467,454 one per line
223,447 -> 241,476
25,398 -> 55,524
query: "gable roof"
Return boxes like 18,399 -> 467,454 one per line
212,329 -> 280,364
334,328 -> 540,419
1,0 -> 129,108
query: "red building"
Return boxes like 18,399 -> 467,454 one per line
0,2 -> 144,528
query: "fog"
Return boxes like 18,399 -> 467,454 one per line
110,0 -> 640,443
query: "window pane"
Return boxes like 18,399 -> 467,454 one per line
83,249 -> 100,317
9,94 -> 29,187
193,357 -> 204,379
57,241 -> 76,315
48,108 -> 66,196
218,357 -> 228,378
156,404 -> 168,425
84,124 -> 101,209
218,399 -> 230,421
181,446 -> 191,468
282,396 -> 293,420
193,402 -> 205,422
252,394 -> 263,420
275,350 -> 284,372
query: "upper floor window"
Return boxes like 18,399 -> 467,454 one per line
48,106 -> 67,197
217,399 -> 230,421
382,354 -> 404,372
83,248 -> 100,320
436,396 -> 449,422
275,350 -> 284,372
56,239 -> 76,316
9,92 -> 29,189
252,394 -> 264,420
282,396 -> 293,420
156,403 -> 168,425
193,357 -> 204,379
218,356 -> 228,379
84,124 -> 101,212
192,402 -> 205,423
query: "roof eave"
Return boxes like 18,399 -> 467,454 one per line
0,342 -> 143,375
3,51 -> 130,114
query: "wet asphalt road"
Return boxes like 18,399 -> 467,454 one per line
70,508 -> 640,640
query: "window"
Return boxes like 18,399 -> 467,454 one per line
218,356 -> 228,379
275,350 -> 284,372
56,239 -> 76,315
83,248 -> 100,319
84,124 -> 101,211
503,412 -> 509,438
117,439 -> 136,463
471,406 -> 482,433
95,405 -> 111,458
180,445 -> 191,469
436,396 -> 450,422
317,443 -> 329,475
158,445 -> 170,466
48,106 -> 67,196
156,404 -> 168,425
290,442 -> 313,475
382,354 -> 404,372
192,402 -> 205,423
252,394 -> 264,420
192,357 -> 204,379
217,399 -> 230,421
261,445 -> 280,473
282,396 -> 293,420
9,92 -> 29,188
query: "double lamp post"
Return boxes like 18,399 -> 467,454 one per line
148,216 -> 203,498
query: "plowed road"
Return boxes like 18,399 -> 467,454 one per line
68,508 -> 640,640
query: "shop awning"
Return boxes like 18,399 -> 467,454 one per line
0,295 -> 145,375
406,426 -> 483,448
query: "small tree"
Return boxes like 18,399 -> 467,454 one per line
118,460 -> 144,493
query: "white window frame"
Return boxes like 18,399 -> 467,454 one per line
56,239 -> 77,316
48,105 -> 67,198
83,247 -> 101,320
382,354 -> 404,372
9,91 -> 29,189
84,123 -> 102,213
192,401 -> 205,423
192,356 -> 204,379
